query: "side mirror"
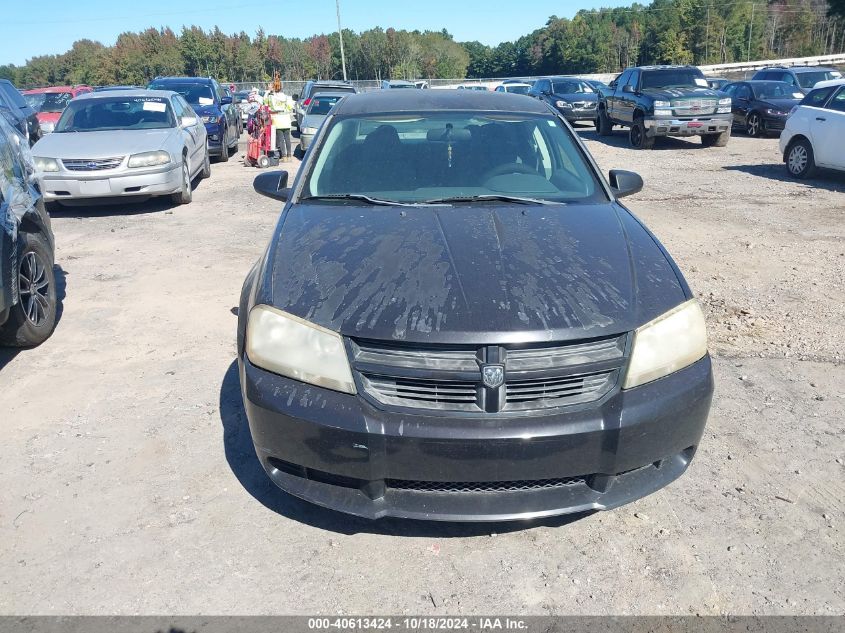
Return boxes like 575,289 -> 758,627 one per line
622,84 -> 635,94
292,93 -> 300,101
181,115 -> 198,127
220,96 -> 233,105
608,169 -> 643,199
253,170 -> 290,202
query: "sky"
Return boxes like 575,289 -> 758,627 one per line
1,0 -> 632,66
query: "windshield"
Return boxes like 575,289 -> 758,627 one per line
39,92 -> 73,113
23,93 -> 45,110
506,85 -> 530,95
796,70 -> 843,88
149,83 -> 214,106
307,96 -> 342,115
55,96 -> 175,132
752,81 -> 803,100
389,84 -> 416,89
304,112 -> 605,204
551,80 -> 593,94
641,69 -> 708,90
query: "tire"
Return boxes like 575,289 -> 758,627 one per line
701,129 -> 731,147
200,147 -> 211,179
629,118 -> 654,149
0,232 -> 57,347
257,155 -> 270,169
170,160 -> 193,205
786,138 -> 817,179
228,124 -> 239,150
597,107 -> 613,136
746,112 -> 762,137
218,128 -> 230,162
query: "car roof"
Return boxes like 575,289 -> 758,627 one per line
308,92 -> 349,99
74,88 -> 178,101
757,66 -> 839,73
312,80 -> 352,86
332,89 -> 551,116
150,76 -> 214,84
23,86 -> 81,94
813,78 -> 845,88
502,82 -> 532,87
627,65 -> 699,71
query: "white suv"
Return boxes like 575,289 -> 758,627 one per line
780,78 -> 845,178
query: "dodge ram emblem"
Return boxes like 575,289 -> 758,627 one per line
482,364 -> 505,389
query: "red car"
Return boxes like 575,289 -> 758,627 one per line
21,85 -> 93,134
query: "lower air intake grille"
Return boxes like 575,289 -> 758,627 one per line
387,476 -> 587,493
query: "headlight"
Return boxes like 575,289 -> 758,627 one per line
555,100 -> 572,109
127,151 -> 171,168
246,305 -> 356,394
34,156 -> 59,172
40,121 -> 55,134
717,106 -> 732,113
202,115 -> 219,124
653,100 -> 671,107
718,98 -> 731,105
654,109 -> 672,116
302,127 -> 318,135
765,108 -> 787,116
623,299 -> 708,389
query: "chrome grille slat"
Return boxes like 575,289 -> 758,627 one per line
62,157 -> 124,171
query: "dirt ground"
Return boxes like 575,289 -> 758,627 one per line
0,127 -> 843,616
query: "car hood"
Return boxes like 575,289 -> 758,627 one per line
552,92 -> 598,103
32,128 -> 176,159
191,104 -> 221,118
759,98 -> 800,110
641,86 -> 722,99
301,114 -> 327,129
265,203 -> 687,344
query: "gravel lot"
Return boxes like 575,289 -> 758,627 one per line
1,128 -> 843,615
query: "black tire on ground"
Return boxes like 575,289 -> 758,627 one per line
786,137 -> 817,179
218,129 -> 230,162
701,128 -> 731,147
0,232 -> 57,347
629,118 -> 655,149
200,148 -> 211,179
746,112 -> 762,138
597,108 -> 613,136
171,160 -> 193,205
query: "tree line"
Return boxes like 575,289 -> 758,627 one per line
0,0 -> 842,88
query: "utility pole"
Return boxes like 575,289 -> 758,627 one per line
705,3 -> 711,63
336,0 -> 348,81
747,2 -> 756,62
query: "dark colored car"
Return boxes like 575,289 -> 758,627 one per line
598,65 -> 733,149
751,66 -> 842,95
706,77 -> 730,91
584,79 -> 610,95
721,80 -> 804,137
502,78 -> 536,87
148,76 -> 239,161
237,90 -> 714,522
0,79 -> 42,146
0,116 -> 57,347
294,80 -> 357,129
529,77 -> 599,125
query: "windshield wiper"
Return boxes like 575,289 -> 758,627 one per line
300,194 -> 433,207
421,194 -> 556,206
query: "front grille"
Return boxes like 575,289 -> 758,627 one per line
571,101 -> 597,109
671,99 -> 717,116
387,476 -> 586,493
62,157 -> 124,171
352,335 -> 626,413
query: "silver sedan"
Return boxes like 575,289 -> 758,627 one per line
32,89 -> 209,206
299,93 -> 347,151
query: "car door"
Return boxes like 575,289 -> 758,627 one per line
733,83 -> 753,124
811,86 -> 845,168
619,69 -> 639,124
721,83 -> 739,125
608,71 -> 630,122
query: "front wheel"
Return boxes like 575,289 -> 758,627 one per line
218,129 -> 230,162
597,108 -> 613,136
786,138 -> 817,179
0,232 -> 57,347
746,112 -> 762,137
629,119 -> 654,149
200,147 -> 211,179
170,161 -> 193,205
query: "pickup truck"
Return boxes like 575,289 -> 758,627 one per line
597,65 -> 733,149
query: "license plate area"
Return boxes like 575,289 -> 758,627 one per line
79,180 -> 111,195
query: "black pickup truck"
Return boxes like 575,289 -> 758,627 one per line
597,65 -> 733,149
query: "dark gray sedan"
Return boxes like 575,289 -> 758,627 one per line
239,90 -> 713,521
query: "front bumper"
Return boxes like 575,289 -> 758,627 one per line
240,354 -> 714,521
299,132 -> 314,150
762,115 -> 788,132
644,115 -> 731,137
560,107 -> 598,122
41,164 -> 181,201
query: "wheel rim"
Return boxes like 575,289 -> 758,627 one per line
19,251 -> 50,327
747,115 -> 759,136
788,144 -> 808,174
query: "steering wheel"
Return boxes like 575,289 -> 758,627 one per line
481,162 -> 538,181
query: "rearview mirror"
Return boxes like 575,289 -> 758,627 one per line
622,84 -> 635,93
253,170 -> 290,202
221,96 -> 232,105
181,116 -> 197,127
608,169 -> 643,198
